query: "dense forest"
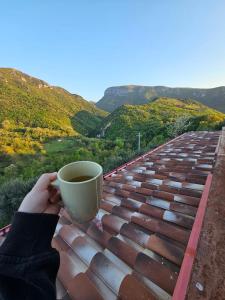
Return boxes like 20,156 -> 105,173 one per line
96,98 -> 225,144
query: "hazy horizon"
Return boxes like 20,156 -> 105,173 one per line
0,0 -> 225,101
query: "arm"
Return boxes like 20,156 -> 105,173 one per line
0,173 -> 61,300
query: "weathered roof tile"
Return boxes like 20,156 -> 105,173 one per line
67,273 -> 104,300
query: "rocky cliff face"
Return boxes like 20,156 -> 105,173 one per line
97,85 -> 225,112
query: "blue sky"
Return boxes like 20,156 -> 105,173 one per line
0,0 -> 224,101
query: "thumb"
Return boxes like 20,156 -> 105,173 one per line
33,172 -> 57,191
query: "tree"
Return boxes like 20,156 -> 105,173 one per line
167,116 -> 191,137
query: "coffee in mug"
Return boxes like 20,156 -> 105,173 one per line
68,175 -> 93,182
52,161 -> 103,223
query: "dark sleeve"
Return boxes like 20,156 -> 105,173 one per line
0,212 -> 60,300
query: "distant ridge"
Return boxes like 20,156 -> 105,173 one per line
96,85 -> 225,112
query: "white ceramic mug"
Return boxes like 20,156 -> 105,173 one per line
53,161 -> 103,223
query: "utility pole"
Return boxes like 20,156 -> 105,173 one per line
137,132 -> 141,152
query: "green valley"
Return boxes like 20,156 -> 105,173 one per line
0,69 -> 225,227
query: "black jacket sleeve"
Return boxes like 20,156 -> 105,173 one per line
0,212 -> 60,300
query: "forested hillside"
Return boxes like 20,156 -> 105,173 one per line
97,98 -> 225,147
0,68 -> 107,154
0,68 -> 106,133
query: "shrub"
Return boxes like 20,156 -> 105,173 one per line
167,116 -> 191,137
0,177 -> 37,227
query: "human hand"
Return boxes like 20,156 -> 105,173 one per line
18,173 -> 62,215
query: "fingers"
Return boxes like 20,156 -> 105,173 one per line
45,190 -> 62,215
33,172 -> 57,191
49,190 -> 61,204
44,203 -> 61,215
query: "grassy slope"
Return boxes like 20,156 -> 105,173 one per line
0,68 -> 107,134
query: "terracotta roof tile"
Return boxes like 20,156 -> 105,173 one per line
120,197 -> 143,210
134,252 -> 178,294
139,203 -> 165,219
89,252 -> 126,294
58,251 -> 86,289
111,205 -> 133,221
86,269 -> 117,300
70,236 -> 101,265
53,131 -> 220,299
119,274 -> 157,300
146,234 -> 184,266
102,214 -> 128,234
56,278 -> 68,300
67,273 -> 104,300
52,235 -> 70,252
86,223 -> 111,248
120,222 -> 150,247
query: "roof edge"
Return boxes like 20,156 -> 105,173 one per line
172,173 -> 213,300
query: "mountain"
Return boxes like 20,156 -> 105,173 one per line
96,85 -> 225,112
0,68 -> 107,135
97,98 -> 225,145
